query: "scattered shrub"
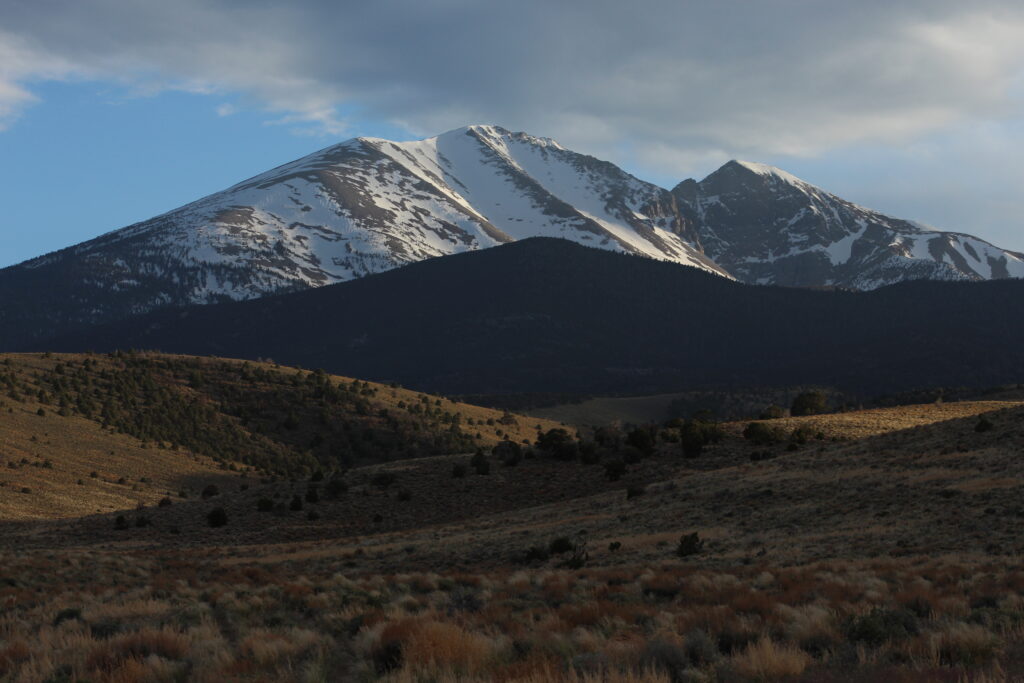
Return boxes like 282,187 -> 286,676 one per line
372,472 -> 397,489
743,422 -> 786,445
493,440 -> 522,467
536,428 -> 579,460
549,536 -> 574,555
626,427 -> 656,455
679,419 -> 725,458
733,637 -> 809,679
844,608 -> 919,646
325,477 -> 348,498
515,546 -> 550,564
604,459 -> 627,481
579,441 -> 600,464
52,607 -> 82,627
561,536 -> 589,569
791,390 -> 828,417
677,532 -> 704,558
206,507 -> 228,527
638,638 -> 688,679
789,426 -> 816,445
933,623 -> 1002,667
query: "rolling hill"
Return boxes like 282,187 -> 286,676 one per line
0,352 -> 564,518
33,237 -> 1024,398
3,382 -> 1024,681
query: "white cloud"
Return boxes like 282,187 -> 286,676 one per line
1,1 -> 1022,157
215,103 -> 236,117
1,0 -> 1024,244
0,31 -> 81,129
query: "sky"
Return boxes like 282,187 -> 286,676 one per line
1,0 -> 1023,268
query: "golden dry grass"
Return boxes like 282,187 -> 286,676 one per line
725,400 -> 1024,440
1,552 -> 1022,681
0,391 -> 240,520
528,392 -> 694,427
0,352 -> 567,521
731,637 -> 810,680
4,354 -> 1024,680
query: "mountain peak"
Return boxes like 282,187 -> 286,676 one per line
432,124 -> 567,151
674,156 -> 1024,290
715,159 -> 807,187
0,122 -> 727,349
4,124 -> 1023,353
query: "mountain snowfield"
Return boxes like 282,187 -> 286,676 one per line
1,124 -> 1022,349
26,124 -> 724,301
673,160 -> 1024,289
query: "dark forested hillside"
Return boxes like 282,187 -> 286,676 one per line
28,238 -> 1024,397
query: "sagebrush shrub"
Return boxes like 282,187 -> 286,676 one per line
549,537 -> 574,555
743,422 -> 786,445
206,507 -> 228,527
677,532 -> 704,557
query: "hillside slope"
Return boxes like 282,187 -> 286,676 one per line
36,238 -> 1024,397
0,352 -> 564,518
3,387 -> 1024,680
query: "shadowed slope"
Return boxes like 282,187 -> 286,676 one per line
34,237 -> 1024,397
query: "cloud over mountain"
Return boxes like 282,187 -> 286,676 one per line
3,0 -> 1024,166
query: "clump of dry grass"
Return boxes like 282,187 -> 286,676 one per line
929,623 -> 1003,667
401,620 -> 497,675
238,627 -> 323,665
4,545 -> 1024,681
731,637 -> 810,680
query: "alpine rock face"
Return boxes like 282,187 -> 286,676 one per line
0,125 -> 724,348
672,160 -> 1024,289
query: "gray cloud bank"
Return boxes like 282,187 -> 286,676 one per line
1,0 -> 1023,246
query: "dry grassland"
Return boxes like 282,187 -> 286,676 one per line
2,353 -> 1024,680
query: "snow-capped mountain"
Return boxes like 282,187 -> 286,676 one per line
0,124 -> 728,347
672,160 -> 1024,289
2,124 -> 1022,350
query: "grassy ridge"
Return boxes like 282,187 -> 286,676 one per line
0,352 -> 564,518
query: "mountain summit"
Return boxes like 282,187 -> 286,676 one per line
672,160 -> 1024,289
0,124 -> 727,348
1,125 -> 1022,348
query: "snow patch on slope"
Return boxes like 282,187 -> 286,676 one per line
734,160 -> 807,187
